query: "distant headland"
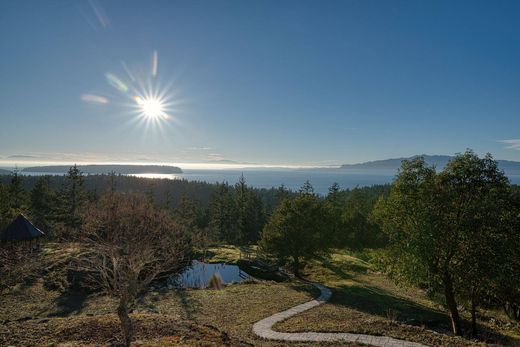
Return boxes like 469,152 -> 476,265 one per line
20,164 -> 183,175
339,155 -> 520,174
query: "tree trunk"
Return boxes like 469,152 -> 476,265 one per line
117,296 -> 133,347
444,272 -> 462,336
293,256 -> 300,277
504,302 -> 520,321
471,288 -> 478,337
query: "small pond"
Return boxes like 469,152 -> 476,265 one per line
171,260 -> 250,288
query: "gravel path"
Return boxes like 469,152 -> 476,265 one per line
252,282 -> 428,346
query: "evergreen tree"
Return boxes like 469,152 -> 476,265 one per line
9,171 -> 26,211
174,194 -> 206,233
208,182 -> 237,243
299,180 -> 314,195
260,182 -> 328,275
343,186 -> 388,249
0,183 -> 11,229
235,174 -> 248,243
29,176 -> 56,233
234,174 -> 265,244
324,182 -> 344,246
58,165 -> 86,235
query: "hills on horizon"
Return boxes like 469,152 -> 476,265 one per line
339,155 -> 520,174
0,155 -> 519,176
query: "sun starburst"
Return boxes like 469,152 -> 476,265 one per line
134,96 -> 166,119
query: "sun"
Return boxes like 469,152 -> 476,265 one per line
135,96 -> 165,119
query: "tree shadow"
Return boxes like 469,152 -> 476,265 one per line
287,282 -> 321,298
46,290 -> 89,317
174,289 -> 199,320
329,283 -> 518,345
331,283 -> 448,326
313,256 -> 358,280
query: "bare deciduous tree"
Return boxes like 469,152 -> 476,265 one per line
79,192 -> 191,346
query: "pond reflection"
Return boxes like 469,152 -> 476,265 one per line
172,260 -> 250,289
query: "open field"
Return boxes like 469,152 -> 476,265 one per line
0,244 -> 519,346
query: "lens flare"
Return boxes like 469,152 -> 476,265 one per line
81,93 -> 109,104
106,73 -> 128,92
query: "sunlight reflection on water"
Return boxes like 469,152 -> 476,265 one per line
129,173 -> 183,180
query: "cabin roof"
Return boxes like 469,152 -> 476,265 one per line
0,214 -> 44,241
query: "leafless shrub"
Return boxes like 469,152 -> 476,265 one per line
78,192 -> 192,346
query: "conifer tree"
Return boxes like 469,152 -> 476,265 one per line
209,182 -> 237,243
260,182 -> 328,275
58,164 -> 86,235
29,176 -> 56,233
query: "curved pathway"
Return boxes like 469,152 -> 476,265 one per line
252,282 -> 427,347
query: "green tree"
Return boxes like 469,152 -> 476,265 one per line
234,174 -> 264,244
208,182 -> 237,243
174,194 -> 206,233
58,165 -> 86,235
343,186 -> 388,249
374,151 -> 511,336
482,181 -> 520,322
439,152 -> 511,336
260,182 -> 328,275
299,180 -> 314,195
29,176 -> 56,233
9,171 -> 26,212
0,183 -> 11,229
324,182 -> 345,247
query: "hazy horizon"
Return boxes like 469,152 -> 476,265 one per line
3,151 -> 520,172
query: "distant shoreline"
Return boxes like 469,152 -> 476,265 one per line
20,164 -> 183,175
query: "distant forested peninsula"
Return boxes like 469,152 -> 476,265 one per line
21,164 -> 183,175
339,155 -> 520,174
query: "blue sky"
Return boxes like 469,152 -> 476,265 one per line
1,0 -> 519,166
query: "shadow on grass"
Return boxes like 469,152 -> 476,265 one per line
313,255 -> 364,280
318,263 -> 516,345
330,283 -> 448,326
46,290 -> 89,317
174,289 -> 200,321
312,255 -> 450,328
287,282 -> 321,298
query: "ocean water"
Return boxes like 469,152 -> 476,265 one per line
132,169 -> 520,195
132,169 -> 397,195
10,169 -> 520,195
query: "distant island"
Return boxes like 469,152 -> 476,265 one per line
339,155 -> 520,175
22,164 -> 183,175
0,168 -> 12,175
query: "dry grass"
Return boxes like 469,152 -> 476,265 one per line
274,250 -> 520,346
1,244 -> 519,346
0,313 -> 244,346
197,244 -> 257,264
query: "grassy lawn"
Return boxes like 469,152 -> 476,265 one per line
1,244 -> 519,346
275,251 -> 520,346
